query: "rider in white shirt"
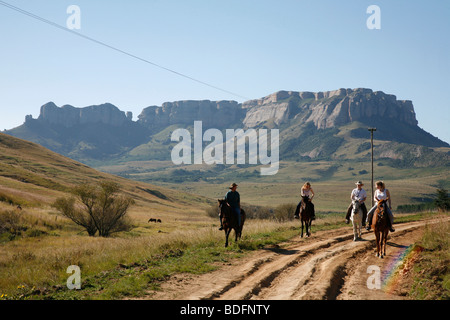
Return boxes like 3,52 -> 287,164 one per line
345,181 -> 368,226
294,182 -> 316,220
366,181 -> 395,232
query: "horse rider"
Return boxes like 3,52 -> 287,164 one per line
345,181 -> 368,226
294,182 -> 316,220
366,181 -> 395,232
219,183 -> 241,230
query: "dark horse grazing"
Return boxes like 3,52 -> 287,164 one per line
298,195 -> 313,238
218,199 -> 246,247
373,198 -> 390,258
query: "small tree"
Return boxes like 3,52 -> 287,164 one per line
53,181 -> 135,237
53,197 -> 98,236
434,188 -> 450,212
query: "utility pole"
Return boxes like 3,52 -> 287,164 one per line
368,128 -> 377,207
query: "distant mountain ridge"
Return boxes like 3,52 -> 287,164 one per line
241,88 -> 418,129
5,88 -> 449,166
38,102 -> 133,127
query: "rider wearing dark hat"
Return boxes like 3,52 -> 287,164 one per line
219,183 -> 241,230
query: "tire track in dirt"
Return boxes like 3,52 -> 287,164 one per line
145,217 -> 448,300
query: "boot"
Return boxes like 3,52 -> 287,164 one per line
294,202 -> 300,219
389,221 -> 395,232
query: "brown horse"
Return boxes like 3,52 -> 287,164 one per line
299,195 -> 313,238
372,198 -> 390,258
218,199 -> 246,247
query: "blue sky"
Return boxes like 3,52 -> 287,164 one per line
1,0 -> 449,143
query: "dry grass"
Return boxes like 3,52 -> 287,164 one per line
0,203 -> 335,298
408,215 -> 450,300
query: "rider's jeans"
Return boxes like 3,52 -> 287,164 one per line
232,207 -> 241,226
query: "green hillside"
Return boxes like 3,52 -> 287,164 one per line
0,132 -> 210,211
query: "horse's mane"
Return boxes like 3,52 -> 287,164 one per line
375,199 -> 389,219
218,200 -> 233,219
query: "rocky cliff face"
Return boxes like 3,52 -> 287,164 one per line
37,102 -> 133,127
5,88 -> 447,164
242,88 -> 418,129
30,89 -> 418,131
137,100 -> 244,129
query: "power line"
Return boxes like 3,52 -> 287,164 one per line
0,0 -> 250,101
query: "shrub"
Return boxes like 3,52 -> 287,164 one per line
206,204 -> 219,219
207,203 -> 274,220
274,203 -> 296,222
0,210 -> 25,233
53,181 -> 135,237
434,188 -> 450,212
0,210 -> 27,240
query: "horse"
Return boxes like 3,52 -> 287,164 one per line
218,199 -> 246,247
299,195 -> 313,238
350,199 -> 363,241
372,198 -> 390,258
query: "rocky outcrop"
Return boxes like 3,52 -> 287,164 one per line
5,88 -> 447,163
32,89 -> 419,131
37,102 -> 133,127
137,100 -> 245,129
242,88 -> 418,129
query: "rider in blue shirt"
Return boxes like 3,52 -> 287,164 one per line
219,183 -> 241,230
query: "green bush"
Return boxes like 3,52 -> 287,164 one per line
274,203 -> 296,222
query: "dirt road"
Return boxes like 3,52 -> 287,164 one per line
147,218 -> 446,300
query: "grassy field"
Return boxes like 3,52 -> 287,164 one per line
409,218 -> 450,299
0,132 -> 448,300
96,157 -> 449,211
109,165 -> 448,212
0,203 -> 442,300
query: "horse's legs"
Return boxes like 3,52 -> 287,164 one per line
225,229 -> 231,247
357,214 -> 362,239
375,231 -> 380,257
358,220 -> 362,238
383,230 -> 388,256
301,220 -> 304,238
308,220 -> 312,237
